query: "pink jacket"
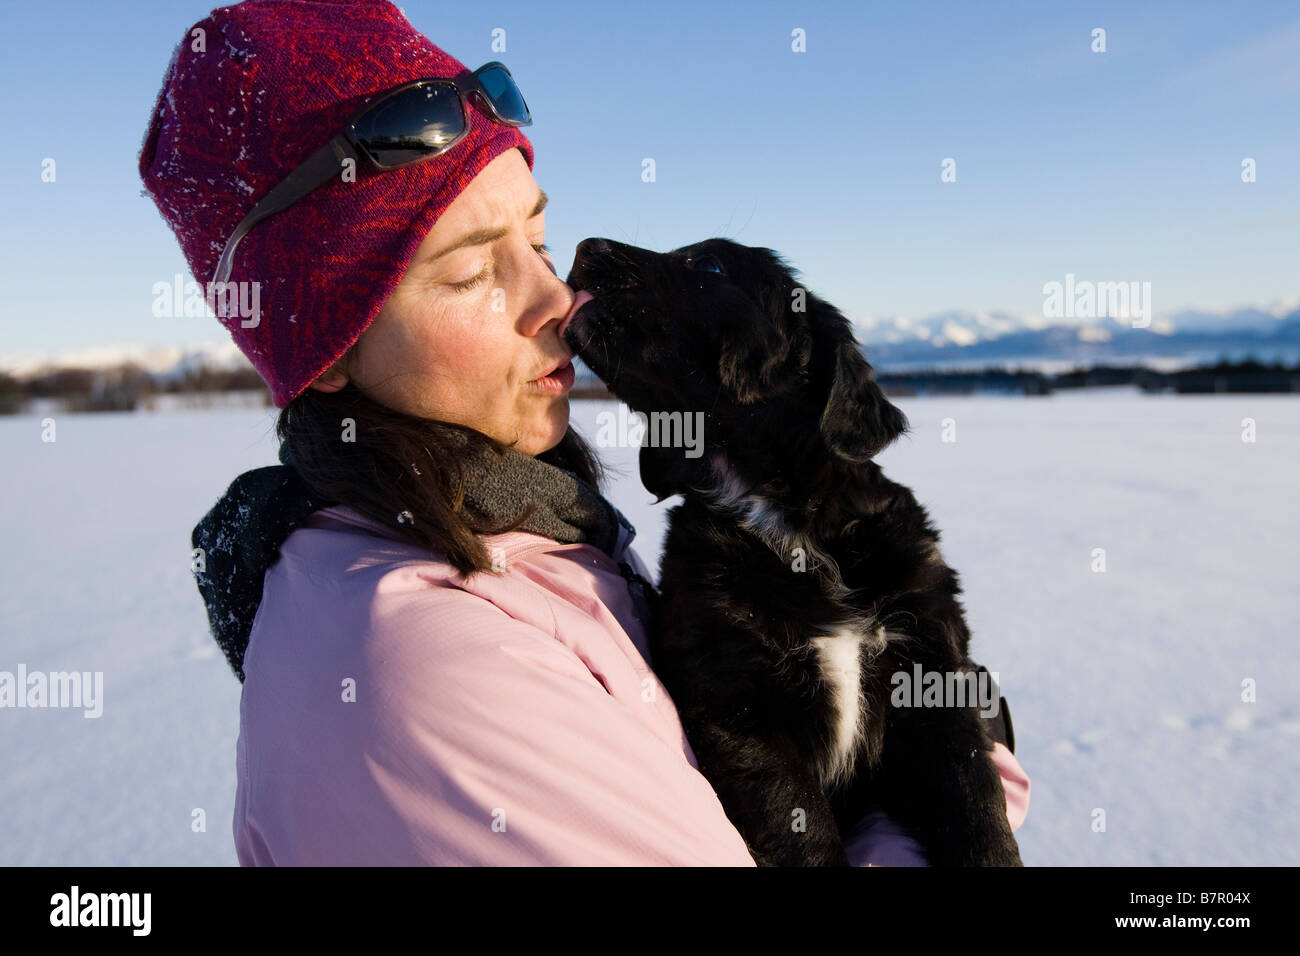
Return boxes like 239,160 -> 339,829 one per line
235,503 -> 1029,865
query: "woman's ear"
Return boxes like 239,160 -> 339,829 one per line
309,352 -> 351,394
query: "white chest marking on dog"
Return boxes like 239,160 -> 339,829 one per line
809,627 -> 866,789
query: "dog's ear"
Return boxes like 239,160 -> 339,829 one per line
720,335 -> 782,405
817,321 -> 909,463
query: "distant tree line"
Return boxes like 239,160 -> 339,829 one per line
1,354 -> 1296,414
0,361 -> 271,413
874,357 -> 1300,397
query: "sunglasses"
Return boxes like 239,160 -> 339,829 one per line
211,61 -> 531,286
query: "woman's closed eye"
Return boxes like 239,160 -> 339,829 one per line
448,243 -> 552,293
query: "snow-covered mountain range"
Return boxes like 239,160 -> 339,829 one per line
4,299 -> 1298,381
0,340 -> 252,381
851,300 -> 1300,371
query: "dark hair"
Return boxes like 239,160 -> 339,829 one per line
275,372 -> 605,579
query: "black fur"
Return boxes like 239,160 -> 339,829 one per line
565,237 -> 1022,867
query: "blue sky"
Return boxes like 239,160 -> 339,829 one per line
1,0 -> 1297,356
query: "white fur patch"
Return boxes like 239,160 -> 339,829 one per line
692,452 -> 837,580
809,627 -> 866,789
692,452 -> 885,788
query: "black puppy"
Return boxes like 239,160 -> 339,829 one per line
564,237 -> 1022,867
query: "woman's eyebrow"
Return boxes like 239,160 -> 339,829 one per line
418,190 -> 548,267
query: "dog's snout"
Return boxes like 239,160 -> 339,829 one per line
569,237 -> 648,296
569,238 -> 615,292
576,237 -> 613,260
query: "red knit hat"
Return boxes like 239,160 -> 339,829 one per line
138,0 -> 534,407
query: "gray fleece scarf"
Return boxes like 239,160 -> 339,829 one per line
438,427 -> 634,558
192,436 -> 657,683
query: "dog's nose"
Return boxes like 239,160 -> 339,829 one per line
575,237 -> 612,261
568,238 -> 612,294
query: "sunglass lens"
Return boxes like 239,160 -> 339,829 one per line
476,66 -> 531,125
351,83 -> 467,168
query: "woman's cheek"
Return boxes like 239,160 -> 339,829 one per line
435,310 -> 509,386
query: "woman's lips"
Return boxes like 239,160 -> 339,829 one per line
531,292 -> 590,395
530,359 -> 575,395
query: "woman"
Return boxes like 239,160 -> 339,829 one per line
141,0 -> 1028,865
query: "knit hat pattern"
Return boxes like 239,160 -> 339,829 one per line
138,0 -> 534,406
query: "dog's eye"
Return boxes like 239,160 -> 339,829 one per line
685,254 -> 726,275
